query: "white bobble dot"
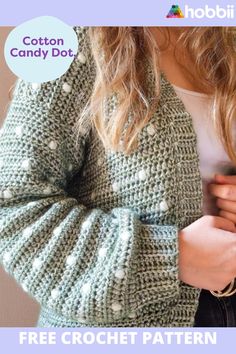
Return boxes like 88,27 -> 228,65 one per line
112,182 -> 120,192
113,218 -> 119,224
120,230 -> 131,241
15,125 -> 23,137
81,282 -> 91,294
119,139 -> 124,148
53,226 -> 62,236
77,52 -> 87,64
123,208 -> 132,214
77,314 -> 87,323
0,159 -> 3,169
3,189 -> 13,199
48,140 -> 57,150
98,247 -> 107,258
22,282 -> 28,292
66,255 -> 76,266
114,269 -> 125,279
81,220 -> 90,231
0,128 -> 4,137
51,289 -> 60,299
111,302 -> 122,312
27,201 -> 37,207
62,83 -> 72,93
79,126 -> 87,136
21,159 -> 30,170
159,199 -> 169,212
128,311 -> 136,319
97,157 -> 103,167
3,252 -> 11,263
90,191 -> 96,200
48,176 -> 56,183
138,169 -> 147,181
31,83 -> 41,90
22,227 -> 33,237
32,258 -> 43,270
43,186 -> 51,194
68,163 -> 73,172
147,124 -> 156,136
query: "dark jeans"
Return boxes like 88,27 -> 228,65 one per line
194,289 -> 236,327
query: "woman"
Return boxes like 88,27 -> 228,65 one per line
0,26 -> 236,327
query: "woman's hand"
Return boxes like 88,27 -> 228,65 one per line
178,215 -> 236,291
208,174 -> 236,223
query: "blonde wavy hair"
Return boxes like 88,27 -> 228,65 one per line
76,27 -> 236,161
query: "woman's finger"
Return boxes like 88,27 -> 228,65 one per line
216,198 -> 236,214
214,215 -> 236,232
215,174 -> 236,185
208,183 -> 236,201
219,209 -> 236,223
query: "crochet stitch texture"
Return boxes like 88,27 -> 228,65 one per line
0,26 -> 204,327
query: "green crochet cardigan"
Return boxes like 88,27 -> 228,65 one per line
0,26 -> 204,327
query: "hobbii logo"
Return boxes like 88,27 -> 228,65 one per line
185,4 -> 235,19
166,4 -> 235,19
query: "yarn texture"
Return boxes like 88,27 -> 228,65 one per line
0,26 -> 204,327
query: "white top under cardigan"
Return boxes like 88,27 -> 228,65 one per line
172,84 -> 236,216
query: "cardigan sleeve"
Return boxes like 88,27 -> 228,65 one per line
0,26 -> 180,325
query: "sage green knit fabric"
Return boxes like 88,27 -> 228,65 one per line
0,26 -> 204,327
